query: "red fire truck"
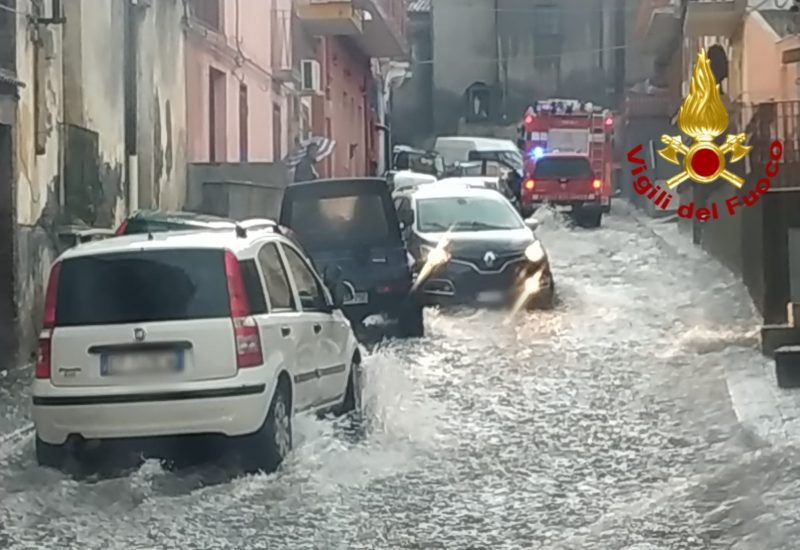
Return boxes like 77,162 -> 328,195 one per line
518,99 -> 615,222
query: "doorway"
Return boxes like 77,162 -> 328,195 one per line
0,124 -> 15,368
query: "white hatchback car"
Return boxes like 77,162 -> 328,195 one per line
31,225 -> 361,472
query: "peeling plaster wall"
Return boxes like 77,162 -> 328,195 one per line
10,1 -> 188,366
62,0 -> 125,228
14,0 -> 64,364
136,0 -> 187,210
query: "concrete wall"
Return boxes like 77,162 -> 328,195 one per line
10,0 -> 189,366
135,0 -> 187,211
14,0 -> 64,364
186,162 -> 289,221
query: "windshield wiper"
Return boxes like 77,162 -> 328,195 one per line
455,221 -> 510,231
421,222 -> 449,232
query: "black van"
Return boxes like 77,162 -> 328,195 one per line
280,178 -> 423,337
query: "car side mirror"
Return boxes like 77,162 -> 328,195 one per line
398,208 -> 414,228
525,218 -> 539,231
330,281 -> 348,309
614,188 -> 622,197
323,264 -> 343,286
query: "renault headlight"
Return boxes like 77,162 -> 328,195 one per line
421,244 -> 450,266
525,241 -> 546,263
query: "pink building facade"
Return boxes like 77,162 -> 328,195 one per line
185,0 -> 293,163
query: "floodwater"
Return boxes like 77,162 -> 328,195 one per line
0,205 -> 798,549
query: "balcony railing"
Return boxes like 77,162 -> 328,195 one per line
742,101 -> 800,189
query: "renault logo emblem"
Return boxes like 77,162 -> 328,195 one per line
134,328 -> 146,342
483,251 -> 497,267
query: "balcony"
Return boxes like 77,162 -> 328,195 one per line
683,0 -> 746,38
296,0 -> 363,36
353,0 -> 407,58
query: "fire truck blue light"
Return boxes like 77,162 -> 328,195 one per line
530,146 -> 544,159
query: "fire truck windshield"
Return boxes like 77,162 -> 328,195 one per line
533,156 -> 593,178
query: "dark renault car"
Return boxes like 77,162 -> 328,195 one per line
280,178 -> 424,337
394,181 -> 554,310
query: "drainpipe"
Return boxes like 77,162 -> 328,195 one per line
377,59 -> 411,173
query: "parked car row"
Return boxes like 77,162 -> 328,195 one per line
32,168 -> 555,475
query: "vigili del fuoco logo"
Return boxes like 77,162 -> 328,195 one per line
626,48 -> 783,220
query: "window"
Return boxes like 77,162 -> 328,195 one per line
533,5 -> 560,36
239,84 -> 248,162
209,68 -> 226,162
281,246 -> 328,312
465,83 -> 490,122
239,259 -> 267,314
533,4 -> 562,73
55,250 -> 230,327
257,243 -> 296,311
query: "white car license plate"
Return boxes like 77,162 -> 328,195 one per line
102,351 -> 182,377
344,292 -> 369,305
477,290 -> 504,303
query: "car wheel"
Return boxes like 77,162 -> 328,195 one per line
35,435 -> 68,470
335,357 -> 363,417
247,383 -> 292,473
397,303 -> 425,338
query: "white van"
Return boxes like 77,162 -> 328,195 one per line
433,136 -> 523,169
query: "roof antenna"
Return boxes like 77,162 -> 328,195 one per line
234,224 -> 247,238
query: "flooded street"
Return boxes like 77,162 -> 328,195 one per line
1,207 -> 799,549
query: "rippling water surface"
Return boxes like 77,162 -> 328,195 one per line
1,206 -> 798,549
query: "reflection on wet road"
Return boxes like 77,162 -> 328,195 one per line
1,207 -> 799,549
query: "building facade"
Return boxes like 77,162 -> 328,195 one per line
184,0 -> 294,164
429,0 -> 635,136
295,0 -> 407,177
1,0 -> 187,368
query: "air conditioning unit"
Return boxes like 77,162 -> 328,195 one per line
300,59 -> 322,95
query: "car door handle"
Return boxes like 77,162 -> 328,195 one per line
281,326 -> 291,337
313,323 -> 322,334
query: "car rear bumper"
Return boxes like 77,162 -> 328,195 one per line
523,198 -> 602,210
32,377 -> 271,445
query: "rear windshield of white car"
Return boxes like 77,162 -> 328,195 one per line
55,249 -> 231,327
533,157 -> 593,178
